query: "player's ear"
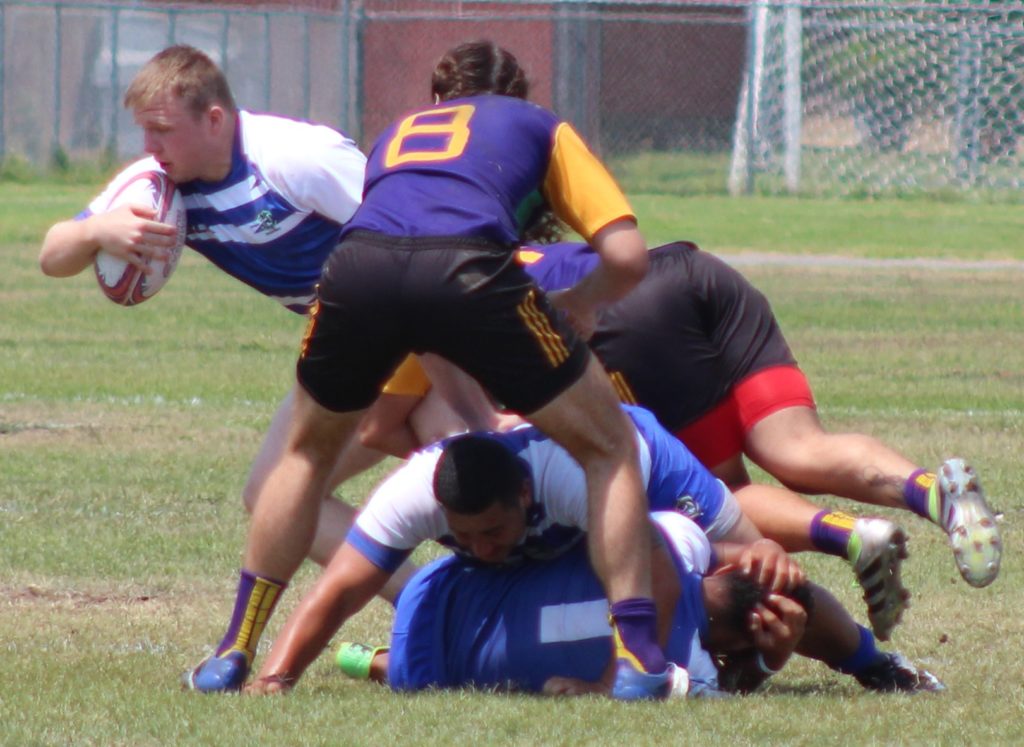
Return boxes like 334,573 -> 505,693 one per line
207,105 -> 227,135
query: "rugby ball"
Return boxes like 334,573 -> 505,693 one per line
93,171 -> 186,306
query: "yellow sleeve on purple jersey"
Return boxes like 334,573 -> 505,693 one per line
542,123 -> 636,241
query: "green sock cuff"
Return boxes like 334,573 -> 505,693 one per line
336,642 -> 388,679
846,530 -> 863,565
926,482 -> 943,525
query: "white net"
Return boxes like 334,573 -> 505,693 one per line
730,1 -> 1024,197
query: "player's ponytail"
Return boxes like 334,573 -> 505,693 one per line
431,40 -> 530,102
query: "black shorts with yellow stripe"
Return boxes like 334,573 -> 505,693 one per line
297,231 -> 590,415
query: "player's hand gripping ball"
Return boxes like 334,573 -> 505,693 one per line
93,171 -> 186,305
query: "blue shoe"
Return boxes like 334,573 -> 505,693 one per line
610,658 -> 672,701
182,650 -> 249,693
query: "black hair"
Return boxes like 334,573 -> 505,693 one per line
432,434 -> 527,515
431,40 -> 529,102
719,573 -> 816,636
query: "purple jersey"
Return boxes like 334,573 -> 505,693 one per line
344,95 -> 634,244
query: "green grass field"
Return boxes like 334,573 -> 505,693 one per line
1,183 -> 1022,745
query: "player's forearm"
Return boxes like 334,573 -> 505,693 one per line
257,549 -> 388,687
257,583 -> 363,684
576,220 -> 648,308
39,219 -> 99,277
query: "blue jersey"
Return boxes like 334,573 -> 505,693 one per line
388,512 -> 718,693
84,111 -> 366,313
344,95 -> 634,244
347,404 -> 728,574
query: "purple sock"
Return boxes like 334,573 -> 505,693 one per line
903,468 -> 936,520
215,569 -> 287,660
833,625 -> 880,674
609,598 -> 667,674
810,509 -> 855,558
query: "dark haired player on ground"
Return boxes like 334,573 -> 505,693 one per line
187,40 -> 673,698
256,510 -> 943,696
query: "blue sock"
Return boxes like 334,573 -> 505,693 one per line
832,625 -> 881,675
609,598 -> 667,674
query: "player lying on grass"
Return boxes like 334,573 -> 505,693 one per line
239,406 -> 783,696
252,511 -> 943,696
355,239 -> 1003,641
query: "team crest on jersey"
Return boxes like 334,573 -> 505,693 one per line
674,494 -> 703,522
253,209 -> 280,235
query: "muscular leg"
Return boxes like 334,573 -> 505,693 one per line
186,385 -> 367,691
242,385 -> 366,580
744,405 -> 917,508
243,387 -> 385,567
744,404 -> 1001,589
795,582 -> 943,693
527,357 -> 666,689
527,356 -> 652,605
243,386 -> 419,600
733,483 -> 823,553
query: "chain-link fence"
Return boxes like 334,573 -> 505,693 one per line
3,0 -> 1023,197
732,1 -> 1024,196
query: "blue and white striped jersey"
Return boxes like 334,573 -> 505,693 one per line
84,111 -> 366,313
346,405 -> 729,573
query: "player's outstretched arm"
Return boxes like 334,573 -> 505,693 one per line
40,205 -> 178,277
247,543 -> 391,694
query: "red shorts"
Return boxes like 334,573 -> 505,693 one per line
674,365 -> 815,469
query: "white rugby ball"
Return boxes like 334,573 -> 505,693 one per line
93,171 -> 186,306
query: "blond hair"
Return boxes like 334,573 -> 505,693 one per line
124,45 -> 236,118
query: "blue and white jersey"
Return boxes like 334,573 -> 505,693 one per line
347,404 -> 730,574
83,111 -> 366,313
388,511 -> 718,694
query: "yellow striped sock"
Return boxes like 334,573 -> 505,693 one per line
226,576 -> 283,664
